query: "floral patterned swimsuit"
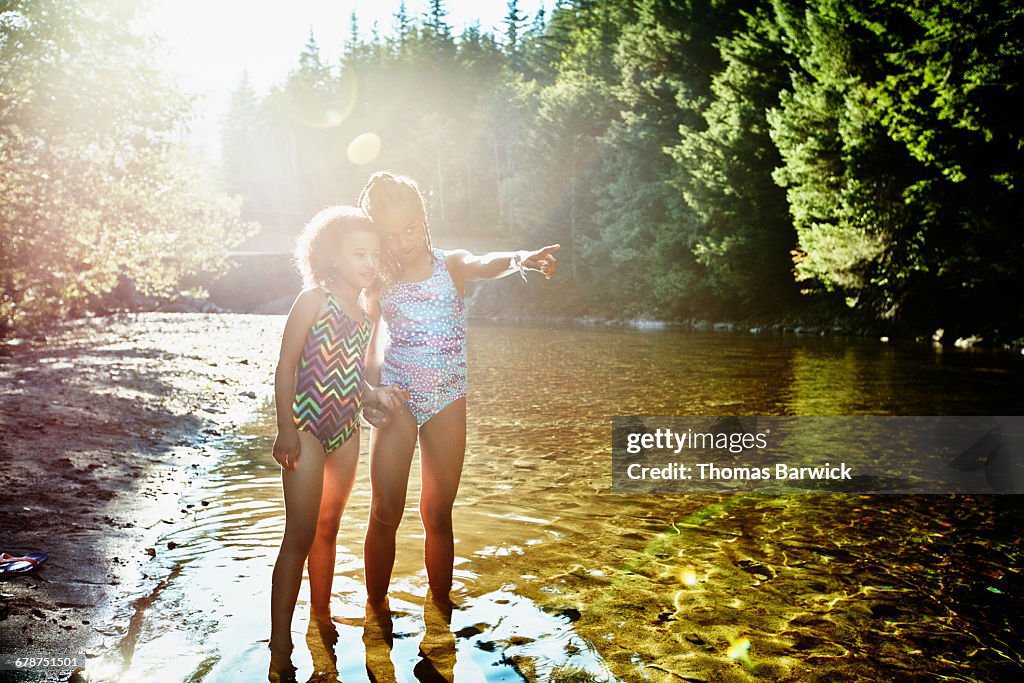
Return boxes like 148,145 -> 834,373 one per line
380,249 -> 467,425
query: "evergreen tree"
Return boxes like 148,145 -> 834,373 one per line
765,0 -> 1024,330
870,0 -> 1024,331
557,0 -> 630,81
295,30 -> 330,91
345,10 -> 360,54
533,4 -> 547,34
768,0 -> 903,315
221,72 -> 262,209
529,0 -> 581,79
393,1 -> 413,49
671,5 -> 798,312
518,3 -> 551,79
423,0 -> 452,44
504,0 -> 529,57
588,0 -> 752,316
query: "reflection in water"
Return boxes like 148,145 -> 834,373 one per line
415,598 -> 456,682
306,613 -> 340,682
83,326 -> 1024,681
362,603 -> 397,682
362,596 -> 458,683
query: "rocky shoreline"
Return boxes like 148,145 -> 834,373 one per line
71,288 -> 1024,355
41,248 -> 1021,355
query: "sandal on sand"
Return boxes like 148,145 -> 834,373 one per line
0,551 -> 48,576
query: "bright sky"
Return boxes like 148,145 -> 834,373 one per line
137,0 -> 546,155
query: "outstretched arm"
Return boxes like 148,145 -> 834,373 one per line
447,244 -> 560,292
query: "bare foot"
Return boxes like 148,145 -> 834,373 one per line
308,605 -> 339,649
310,602 -> 332,624
363,598 -> 394,648
426,588 -> 457,621
268,642 -> 295,683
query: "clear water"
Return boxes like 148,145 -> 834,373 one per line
84,324 -> 1024,682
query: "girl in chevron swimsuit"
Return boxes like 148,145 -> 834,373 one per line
358,172 -> 560,612
268,205 -> 406,676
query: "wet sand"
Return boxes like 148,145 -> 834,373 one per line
0,314 -> 280,682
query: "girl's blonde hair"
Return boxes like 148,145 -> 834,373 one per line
358,172 -> 434,283
294,205 -> 373,289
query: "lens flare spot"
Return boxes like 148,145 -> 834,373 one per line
727,637 -> 751,660
347,132 -> 381,165
286,69 -> 357,129
680,567 -> 697,586
324,109 -> 345,127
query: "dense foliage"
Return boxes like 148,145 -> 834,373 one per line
7,1 -> 1017,334
223,0 -> 1022,334
0,0 -> 253,333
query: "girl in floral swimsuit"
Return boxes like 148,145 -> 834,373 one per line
358,172 -> 559,609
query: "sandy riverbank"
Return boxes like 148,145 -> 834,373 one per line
0,313 -> 281,682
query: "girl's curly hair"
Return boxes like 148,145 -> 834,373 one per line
294,205 -> 373,289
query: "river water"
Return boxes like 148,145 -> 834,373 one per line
87,325 -> 1024,682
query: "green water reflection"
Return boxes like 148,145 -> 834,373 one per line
98,326 -> 1024,682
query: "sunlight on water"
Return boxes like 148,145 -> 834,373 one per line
83,324 -> 1024,682
727,636 -> 752,662
679,566 -> 698,587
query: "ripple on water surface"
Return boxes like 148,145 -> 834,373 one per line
87,325 -> 1024,682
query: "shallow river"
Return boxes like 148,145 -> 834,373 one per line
92,325 -> 1024,682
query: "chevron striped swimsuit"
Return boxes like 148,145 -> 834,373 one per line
292,289 -> 372,453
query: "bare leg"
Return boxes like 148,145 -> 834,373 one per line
364,405 -> 418,605
418,398 -> 467,603
270,432 -> 327,666
308,433 -> 360,620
